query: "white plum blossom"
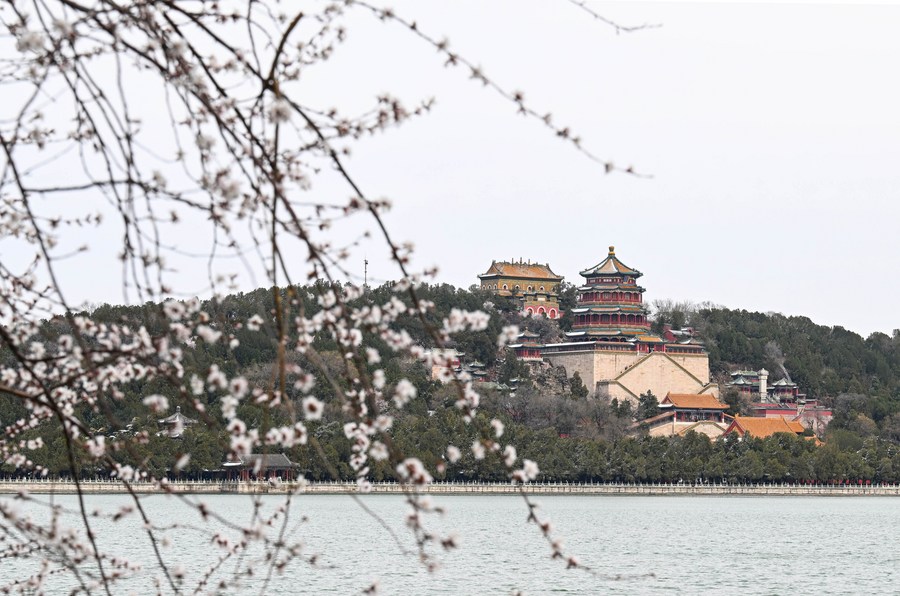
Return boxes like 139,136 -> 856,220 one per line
218,177 -> 240,200
393,379 -> 417,408
498,325 -> 520,348
86,436 -> 106,458
113,464 -> 137,482
365,347 -> 382,364
302,396 -> 324,420
230,434 -> 253,458
446,445 -> 461,463
471,440 -> 485,460
264,424 -> 307,447
196,133 -> 215,151
512,459 -> 540,484
207,364 -> 228,390
152,170 -> 167,188
142,394 -> 169,413
372,369 -> 386,390
491,418 -> 505,438
174,454 -> 191,471
455,383 -> 481,415
523,459 -> 539,479
293,422 -> 309,445
163,300 -> 185,321
52,18 -> 74,37
369,441 -> 389,461
317,290 -> 337,308
293,373 -> 315,393
442,308 -> 491,334
229,376 -> 248,399
196,325 -> 221,344
395,458 -> 433,486
268,98 -> 292,123
373,415 -> 393,432
246,314 -> 264,331
503,445 -> 517,467
15,30 -> 44,53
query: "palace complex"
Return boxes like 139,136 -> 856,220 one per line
725,368 -> 833,435
508,247 -> 717,403
727,369 -> 801,401
478,259 -> 563,319
483,247 -> 829,437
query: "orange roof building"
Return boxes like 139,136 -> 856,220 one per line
478,259 -> 563,319
661,393 -> 728,411
636,392 -> 729,438
723,415 -> 807,439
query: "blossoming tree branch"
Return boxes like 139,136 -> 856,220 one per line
0,0 -> 642,591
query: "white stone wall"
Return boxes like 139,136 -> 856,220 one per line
644,420 -> 726,438
544,350 -> 599,388
665,353 -> 710,384
546,350 -> 715,403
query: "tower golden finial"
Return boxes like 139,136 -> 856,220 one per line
608,245 -> 615,255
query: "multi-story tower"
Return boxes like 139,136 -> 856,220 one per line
567,246 -> 655,344
540,247 -> 716,403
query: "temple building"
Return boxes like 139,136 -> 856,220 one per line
428,348 -> 490,383
565,246 -> 657,346
509,331 -> 543,362
722,416 -> 807,440
726,369 -> 802,402
478,259 -> 563,319
222,453 -> 297,481
636,393 -> 730,438
157,406 -> 197,438
540,247 -> 717,403
725,368 -> 831,434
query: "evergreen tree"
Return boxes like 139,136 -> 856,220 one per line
570,372 -> 589,399
636,391 -> 659,421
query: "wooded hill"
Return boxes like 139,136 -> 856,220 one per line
1,283 -> 899,482
653,301 -> 900,439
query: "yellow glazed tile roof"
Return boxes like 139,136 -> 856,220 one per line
730,416 -> 805,438
479,261 -> 563,280
663,393 -> 728,410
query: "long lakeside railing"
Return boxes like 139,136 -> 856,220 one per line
1,478 -> 900,496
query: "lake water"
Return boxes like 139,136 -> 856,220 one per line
2,493 -> 898,594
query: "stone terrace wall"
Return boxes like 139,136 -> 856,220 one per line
2,480 -> 899,497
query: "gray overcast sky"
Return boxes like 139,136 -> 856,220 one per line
319,0 -> 900,338
20,1 -> 899,338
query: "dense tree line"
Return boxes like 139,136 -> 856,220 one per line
10,402 -> 900,484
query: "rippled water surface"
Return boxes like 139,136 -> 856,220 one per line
4,493 -> 898,594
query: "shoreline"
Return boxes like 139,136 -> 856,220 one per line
1,480 -> 899,496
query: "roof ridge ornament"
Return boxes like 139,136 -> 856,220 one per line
609,245 -> 615,255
